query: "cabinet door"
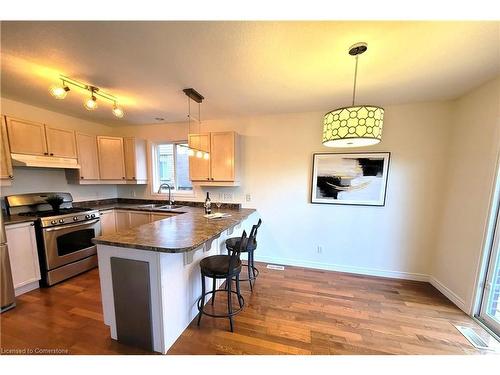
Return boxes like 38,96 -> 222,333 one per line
210,132 -> 235,181
76,133 -> 100,180
1,116 -> 13,180
97,136 -> 126,180
5,222 -> 41,289
129,212 -> 151,228
100,210 -> 116,235
123,137 -> 137,180
45,125 -> 77,158
115,211 -> 131,232
5,117 -> 47,156
188,133 -> 210,181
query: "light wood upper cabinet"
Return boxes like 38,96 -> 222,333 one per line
210,132 -> 235,181
45,125 -> 77,158
6,117 -> 47,156
123,137 -> 148,183
5,116 -> 77,159
1,116 -> 14,181
76,133 -> 100,180
188,133 -> 211,181
188,131 -> 238,185
97,136 -> 126,180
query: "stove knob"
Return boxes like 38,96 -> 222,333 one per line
85,215 -> 91,219
59,219 -> 64,224
73,216 -> 78,221
51,220 -> 57,225
91,214 -> 95,218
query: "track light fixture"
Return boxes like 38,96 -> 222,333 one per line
49,75 -> 125,119
84,86 -> 98,111
49,79 -> 70,99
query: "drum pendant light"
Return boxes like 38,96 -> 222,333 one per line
323,42 -> 384,147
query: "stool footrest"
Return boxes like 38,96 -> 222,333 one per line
197,289 -> 245,318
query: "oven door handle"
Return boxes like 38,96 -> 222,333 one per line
44,219 -> 100,232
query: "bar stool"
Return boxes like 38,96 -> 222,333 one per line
226,219 -> 262,291
197,231 -> 247,332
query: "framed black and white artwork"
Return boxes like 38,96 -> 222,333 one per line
311,152 -> 390,206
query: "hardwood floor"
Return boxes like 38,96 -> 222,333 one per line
0,263 -> 491,355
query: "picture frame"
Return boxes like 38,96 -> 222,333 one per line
311,152 -> 391,206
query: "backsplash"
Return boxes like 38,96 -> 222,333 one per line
73,197 -> 242,210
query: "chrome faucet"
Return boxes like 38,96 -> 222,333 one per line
157,183 -> 174,205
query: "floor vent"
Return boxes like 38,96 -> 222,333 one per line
266,264 -> 285,271
454,325 -> 495,350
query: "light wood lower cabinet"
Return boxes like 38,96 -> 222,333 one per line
114,210 -> 131,232
5,221 -> 41,295
129,211 -> 151,227
1,115 -> 14,184
100,210 -> 117,235
102,209 -> 176,233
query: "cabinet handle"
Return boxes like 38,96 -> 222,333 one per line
81,176 -> 84,179
207,178 -> 210,180
9,175 -> 13,179
30,222 -> 35,226
133,177 -> 136,180
50,153 -> 54,156
44,152 -> 48,155
122,177 -> 125,179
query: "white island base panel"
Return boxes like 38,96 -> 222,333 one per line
97,213 -> 257,353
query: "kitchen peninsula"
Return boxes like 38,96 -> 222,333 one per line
92,206 -> 258,353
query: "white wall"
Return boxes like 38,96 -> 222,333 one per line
0,97 -> 118,201
116,101 -> 453,280
431,78 -> 500,312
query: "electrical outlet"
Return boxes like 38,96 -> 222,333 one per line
317,246 -> 323,254
131,189 -> 136,197
223,192 -> 233,201
245,194 -> 251,202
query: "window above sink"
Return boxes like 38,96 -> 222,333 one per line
151,142 -> 194,198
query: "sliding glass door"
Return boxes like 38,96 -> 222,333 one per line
478,193 -> 500,337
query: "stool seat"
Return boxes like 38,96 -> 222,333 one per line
225,237 -> 257,252
200,255 -> 242,277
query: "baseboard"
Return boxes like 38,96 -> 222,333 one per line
429,276 -> 467,312
254,255 -> 429,282
14,280 -> 40,297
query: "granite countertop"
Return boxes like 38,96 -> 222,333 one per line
82,202 -> 187,213
2,214 -> 37,225
92,206 -> 256,253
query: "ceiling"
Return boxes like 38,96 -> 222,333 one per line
1,21 -> 499,126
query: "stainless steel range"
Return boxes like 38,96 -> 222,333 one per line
5,192 -> 101,286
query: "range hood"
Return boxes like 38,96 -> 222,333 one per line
11,153 -> 81,169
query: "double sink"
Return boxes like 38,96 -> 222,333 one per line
135,203 -> 184,212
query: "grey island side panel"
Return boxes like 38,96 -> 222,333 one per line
92,207 -> 256,253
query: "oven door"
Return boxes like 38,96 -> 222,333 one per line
42,219 -> 101,270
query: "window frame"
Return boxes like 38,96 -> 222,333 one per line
151,141 -> 194,198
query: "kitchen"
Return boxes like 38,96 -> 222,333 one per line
1,15 -> 500,371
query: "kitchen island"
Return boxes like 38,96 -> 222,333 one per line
92,206 -> 257,353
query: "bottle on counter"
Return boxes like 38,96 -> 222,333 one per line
204,192 -> 212,214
